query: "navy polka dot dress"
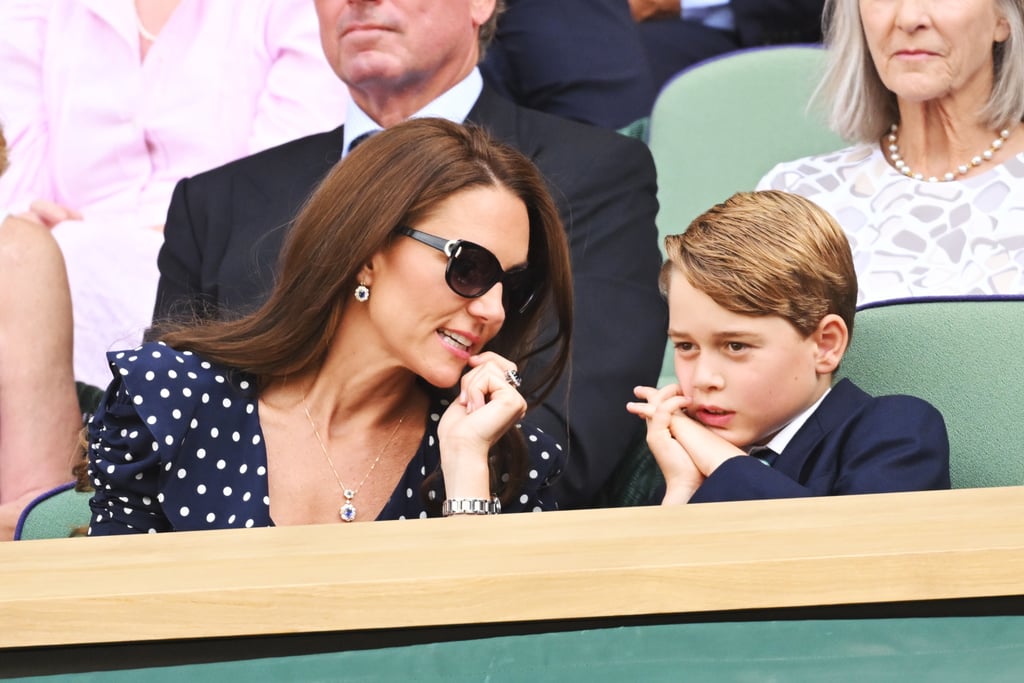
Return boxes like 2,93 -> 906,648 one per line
87,342 -> 565,535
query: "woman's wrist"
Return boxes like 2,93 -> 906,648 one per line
439,448 -> 490,499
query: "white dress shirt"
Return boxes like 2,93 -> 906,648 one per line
682,0 -> 735,31
342,68 -> 484,157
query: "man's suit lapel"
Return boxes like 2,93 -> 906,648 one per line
467,85 -> 514,135
467,85 -> 543,158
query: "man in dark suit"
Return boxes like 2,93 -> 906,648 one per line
629,0 -> 827,102
481,0 -> 656,130
153,0 -> 667,509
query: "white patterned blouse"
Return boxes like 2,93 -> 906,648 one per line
758,144 -> 1024,304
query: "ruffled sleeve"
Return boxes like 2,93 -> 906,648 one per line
87,341 -> 269,534
87,349 -> 176,535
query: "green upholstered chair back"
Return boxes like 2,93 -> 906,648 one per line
648,44 -> 844,243
12,382 -> 104,540
837,296 -> 1024,489
647,45 -> 846,388
14,483 -> 92,540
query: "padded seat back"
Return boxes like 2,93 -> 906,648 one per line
837,296 -> 1024,489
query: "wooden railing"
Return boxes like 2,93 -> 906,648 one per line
3,486 -> 1024,649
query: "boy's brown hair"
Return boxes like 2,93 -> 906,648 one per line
660,190 -> 858,338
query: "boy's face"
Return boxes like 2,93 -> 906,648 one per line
667,272 -> 833,449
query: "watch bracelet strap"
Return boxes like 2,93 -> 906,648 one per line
442,496 -> 501,516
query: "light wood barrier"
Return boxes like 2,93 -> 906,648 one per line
3,486 -> 1024,650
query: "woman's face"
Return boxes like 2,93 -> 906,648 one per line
361,184 -> 531,388
859,0 -> 1010,105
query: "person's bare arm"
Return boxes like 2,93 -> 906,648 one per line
0,217 -> 81,539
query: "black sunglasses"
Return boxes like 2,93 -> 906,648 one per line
396,226 -> 536,314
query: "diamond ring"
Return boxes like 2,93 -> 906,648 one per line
504,368 -> 523,388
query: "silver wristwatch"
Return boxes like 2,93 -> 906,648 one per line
442,496 -> 501,516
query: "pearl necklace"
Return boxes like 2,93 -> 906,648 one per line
302,399 -> 407,523
887,123 -> 1011,182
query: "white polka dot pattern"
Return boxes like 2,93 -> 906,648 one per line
87,342 -> 565,535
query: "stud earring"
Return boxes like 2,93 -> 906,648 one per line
354,283 -> 370,302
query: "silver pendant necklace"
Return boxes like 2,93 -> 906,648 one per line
302,399 -> 406,522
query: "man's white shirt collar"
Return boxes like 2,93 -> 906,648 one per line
342,68 -> 484,157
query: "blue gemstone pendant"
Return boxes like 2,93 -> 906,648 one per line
340,502 -> 357,522
340,489 -> 357,522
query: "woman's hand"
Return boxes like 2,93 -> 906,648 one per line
437,352 -> 527,498
627,384 -> 704,504
17,199 -> 83,229
629,0 -> 682,22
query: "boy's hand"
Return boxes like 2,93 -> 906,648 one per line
668,411 -> 748,477
627,384 -> 704,503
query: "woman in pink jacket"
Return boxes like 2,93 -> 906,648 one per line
0,0 -> 349,388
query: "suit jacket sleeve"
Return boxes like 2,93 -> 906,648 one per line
480,0 -> 656,130
690,393 -> 950,503
153,128 -> 343,328
153,177 -> 213,326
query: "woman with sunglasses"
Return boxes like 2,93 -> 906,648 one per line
84,118 -> 573,534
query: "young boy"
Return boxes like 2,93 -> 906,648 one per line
627,191 -> 950,504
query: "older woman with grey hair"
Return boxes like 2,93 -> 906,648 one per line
758,0 -> 1024,303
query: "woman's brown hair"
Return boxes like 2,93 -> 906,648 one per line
158,117 -> 573,508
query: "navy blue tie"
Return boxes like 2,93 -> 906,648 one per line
347,130 -> 379,154
748,446 -> 779,467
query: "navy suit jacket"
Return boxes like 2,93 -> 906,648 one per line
154,85 -> 668,509
638,0 -> 826,103
689,379 -> 951,503
481,0 -> 656,130
731,0 -> 825,47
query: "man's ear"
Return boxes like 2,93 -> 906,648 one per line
471,0 -> 498,30
812,314 -> 849,375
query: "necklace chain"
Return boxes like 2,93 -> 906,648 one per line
135,6 -> 159,42
302,398 -> 406,523
887,123 -> 1011,183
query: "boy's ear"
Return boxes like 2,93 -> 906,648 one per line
812,314 -> 849,375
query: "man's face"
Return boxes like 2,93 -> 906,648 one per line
314,0 -> 495,97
